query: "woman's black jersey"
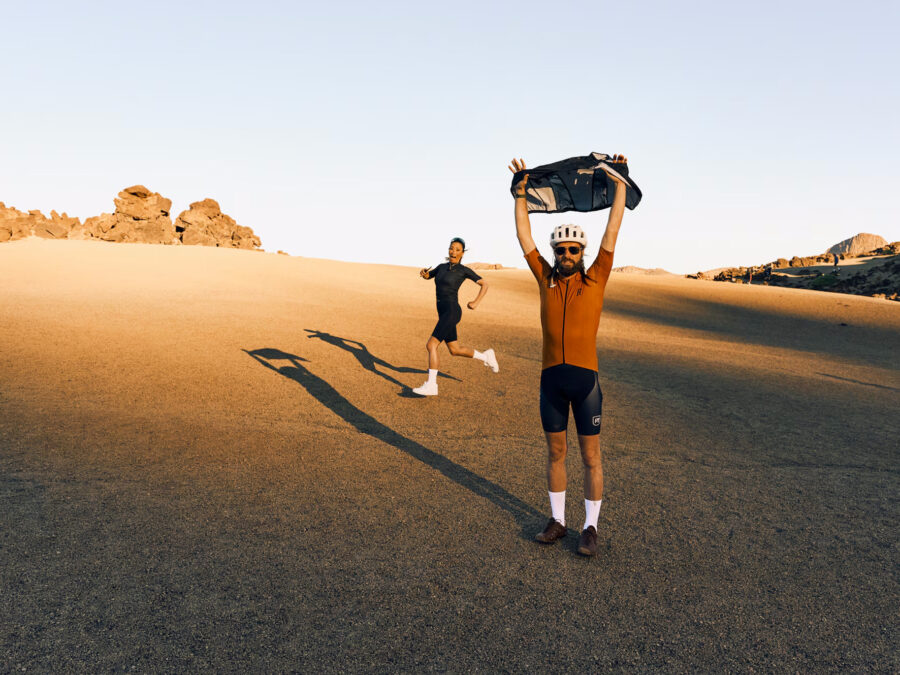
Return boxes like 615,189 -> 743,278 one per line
428,263 -> 481,302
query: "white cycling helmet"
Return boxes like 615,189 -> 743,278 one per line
550,224 -> 587,248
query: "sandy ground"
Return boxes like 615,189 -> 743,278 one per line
1,238 -> 898,672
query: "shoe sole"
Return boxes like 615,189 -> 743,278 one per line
577,545 -> 597,556
535,536 -> 564,544
535,529 -> 567,544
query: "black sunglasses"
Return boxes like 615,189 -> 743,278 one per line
554,245 -> 583,256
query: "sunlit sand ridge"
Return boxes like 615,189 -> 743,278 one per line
1,238 -> 897,671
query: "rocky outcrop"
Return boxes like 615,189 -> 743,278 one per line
827,233 -> 887,256
789,254 -> 836,268
36,211 -> 80,239
73,213 -> 115,240
1,188 -> 262,250
0,203 -> 80,241
0,203 -> 37,241
688,240 -> 900,301
174,199 -> 260,249
79,185 -> 176,244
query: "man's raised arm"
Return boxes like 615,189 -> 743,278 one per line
509,158 -> 536,255
599,154 -> 629,253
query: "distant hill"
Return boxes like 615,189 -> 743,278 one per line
467,263 -> 506,270
827,233 -> 887,256
613,266 -> 673,275
687,235 -> 899,301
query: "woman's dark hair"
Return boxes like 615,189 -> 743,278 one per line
446,237 -> 467,263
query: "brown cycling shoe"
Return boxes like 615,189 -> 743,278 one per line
577,526 -> 599,556
535,518 -> 567,544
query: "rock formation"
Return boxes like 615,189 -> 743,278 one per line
0,203 -> 37,242
0,203 -> 79,242
688,239 -> 900,301
75,185 -> 176,244
1,187 -> 262,250
174,199 -> 261,249
827,233 -> 887,256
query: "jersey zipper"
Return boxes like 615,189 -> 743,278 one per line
561,278 -> 568,364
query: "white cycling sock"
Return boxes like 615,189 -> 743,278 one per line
473,349 -> 486,362
549,490 -> 566,526
583,498 -> 602,531
427,369 -> 438,385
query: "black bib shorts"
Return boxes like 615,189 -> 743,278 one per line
431,300 -> 463,343
539,364 -> 603,436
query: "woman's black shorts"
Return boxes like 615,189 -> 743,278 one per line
431,300 -> 462,343
539,364 -> 603,436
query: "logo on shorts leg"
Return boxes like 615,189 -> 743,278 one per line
592,415 -> 601,427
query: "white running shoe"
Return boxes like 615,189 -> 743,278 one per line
412,381 -> 438,396
483,348 -> 499,373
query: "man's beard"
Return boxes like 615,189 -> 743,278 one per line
555,257 -> 585,278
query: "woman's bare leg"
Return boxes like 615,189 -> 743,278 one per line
426,336 -> 441,370
445,340 -> 474,358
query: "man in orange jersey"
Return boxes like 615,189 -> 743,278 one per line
508,155 -> 629,557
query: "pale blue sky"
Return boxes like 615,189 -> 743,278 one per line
3,0 -> 898,272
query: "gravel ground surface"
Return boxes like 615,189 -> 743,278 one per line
1,239 -> 898,672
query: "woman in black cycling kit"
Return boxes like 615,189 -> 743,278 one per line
413,237 -> 499,397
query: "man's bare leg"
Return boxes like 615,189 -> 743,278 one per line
535,430 -> 570,542
545,430 -> 569,492
577,434 -> 603,500
577,433 -> 604,555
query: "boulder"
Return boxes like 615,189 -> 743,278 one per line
100,185 -> 176,244
827,233 -> 887,257
0,202 -> 79,240
2,188 -> 262,249
76,213 -> 117,240
33,210 -> 79,239
0,202 -> 36,241
174,199 -> 261,249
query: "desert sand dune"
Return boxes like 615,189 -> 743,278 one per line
1,238 -> 898,671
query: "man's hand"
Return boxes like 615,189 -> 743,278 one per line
467,301 -> 477,310
602,154 -> 628,186
509,158 -> 529,196
419,267 -> 431,279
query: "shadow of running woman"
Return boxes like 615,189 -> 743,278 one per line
304,329 -> 459,397
244,347 -> 540,531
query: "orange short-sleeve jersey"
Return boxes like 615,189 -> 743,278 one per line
524,247 -> 614,371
